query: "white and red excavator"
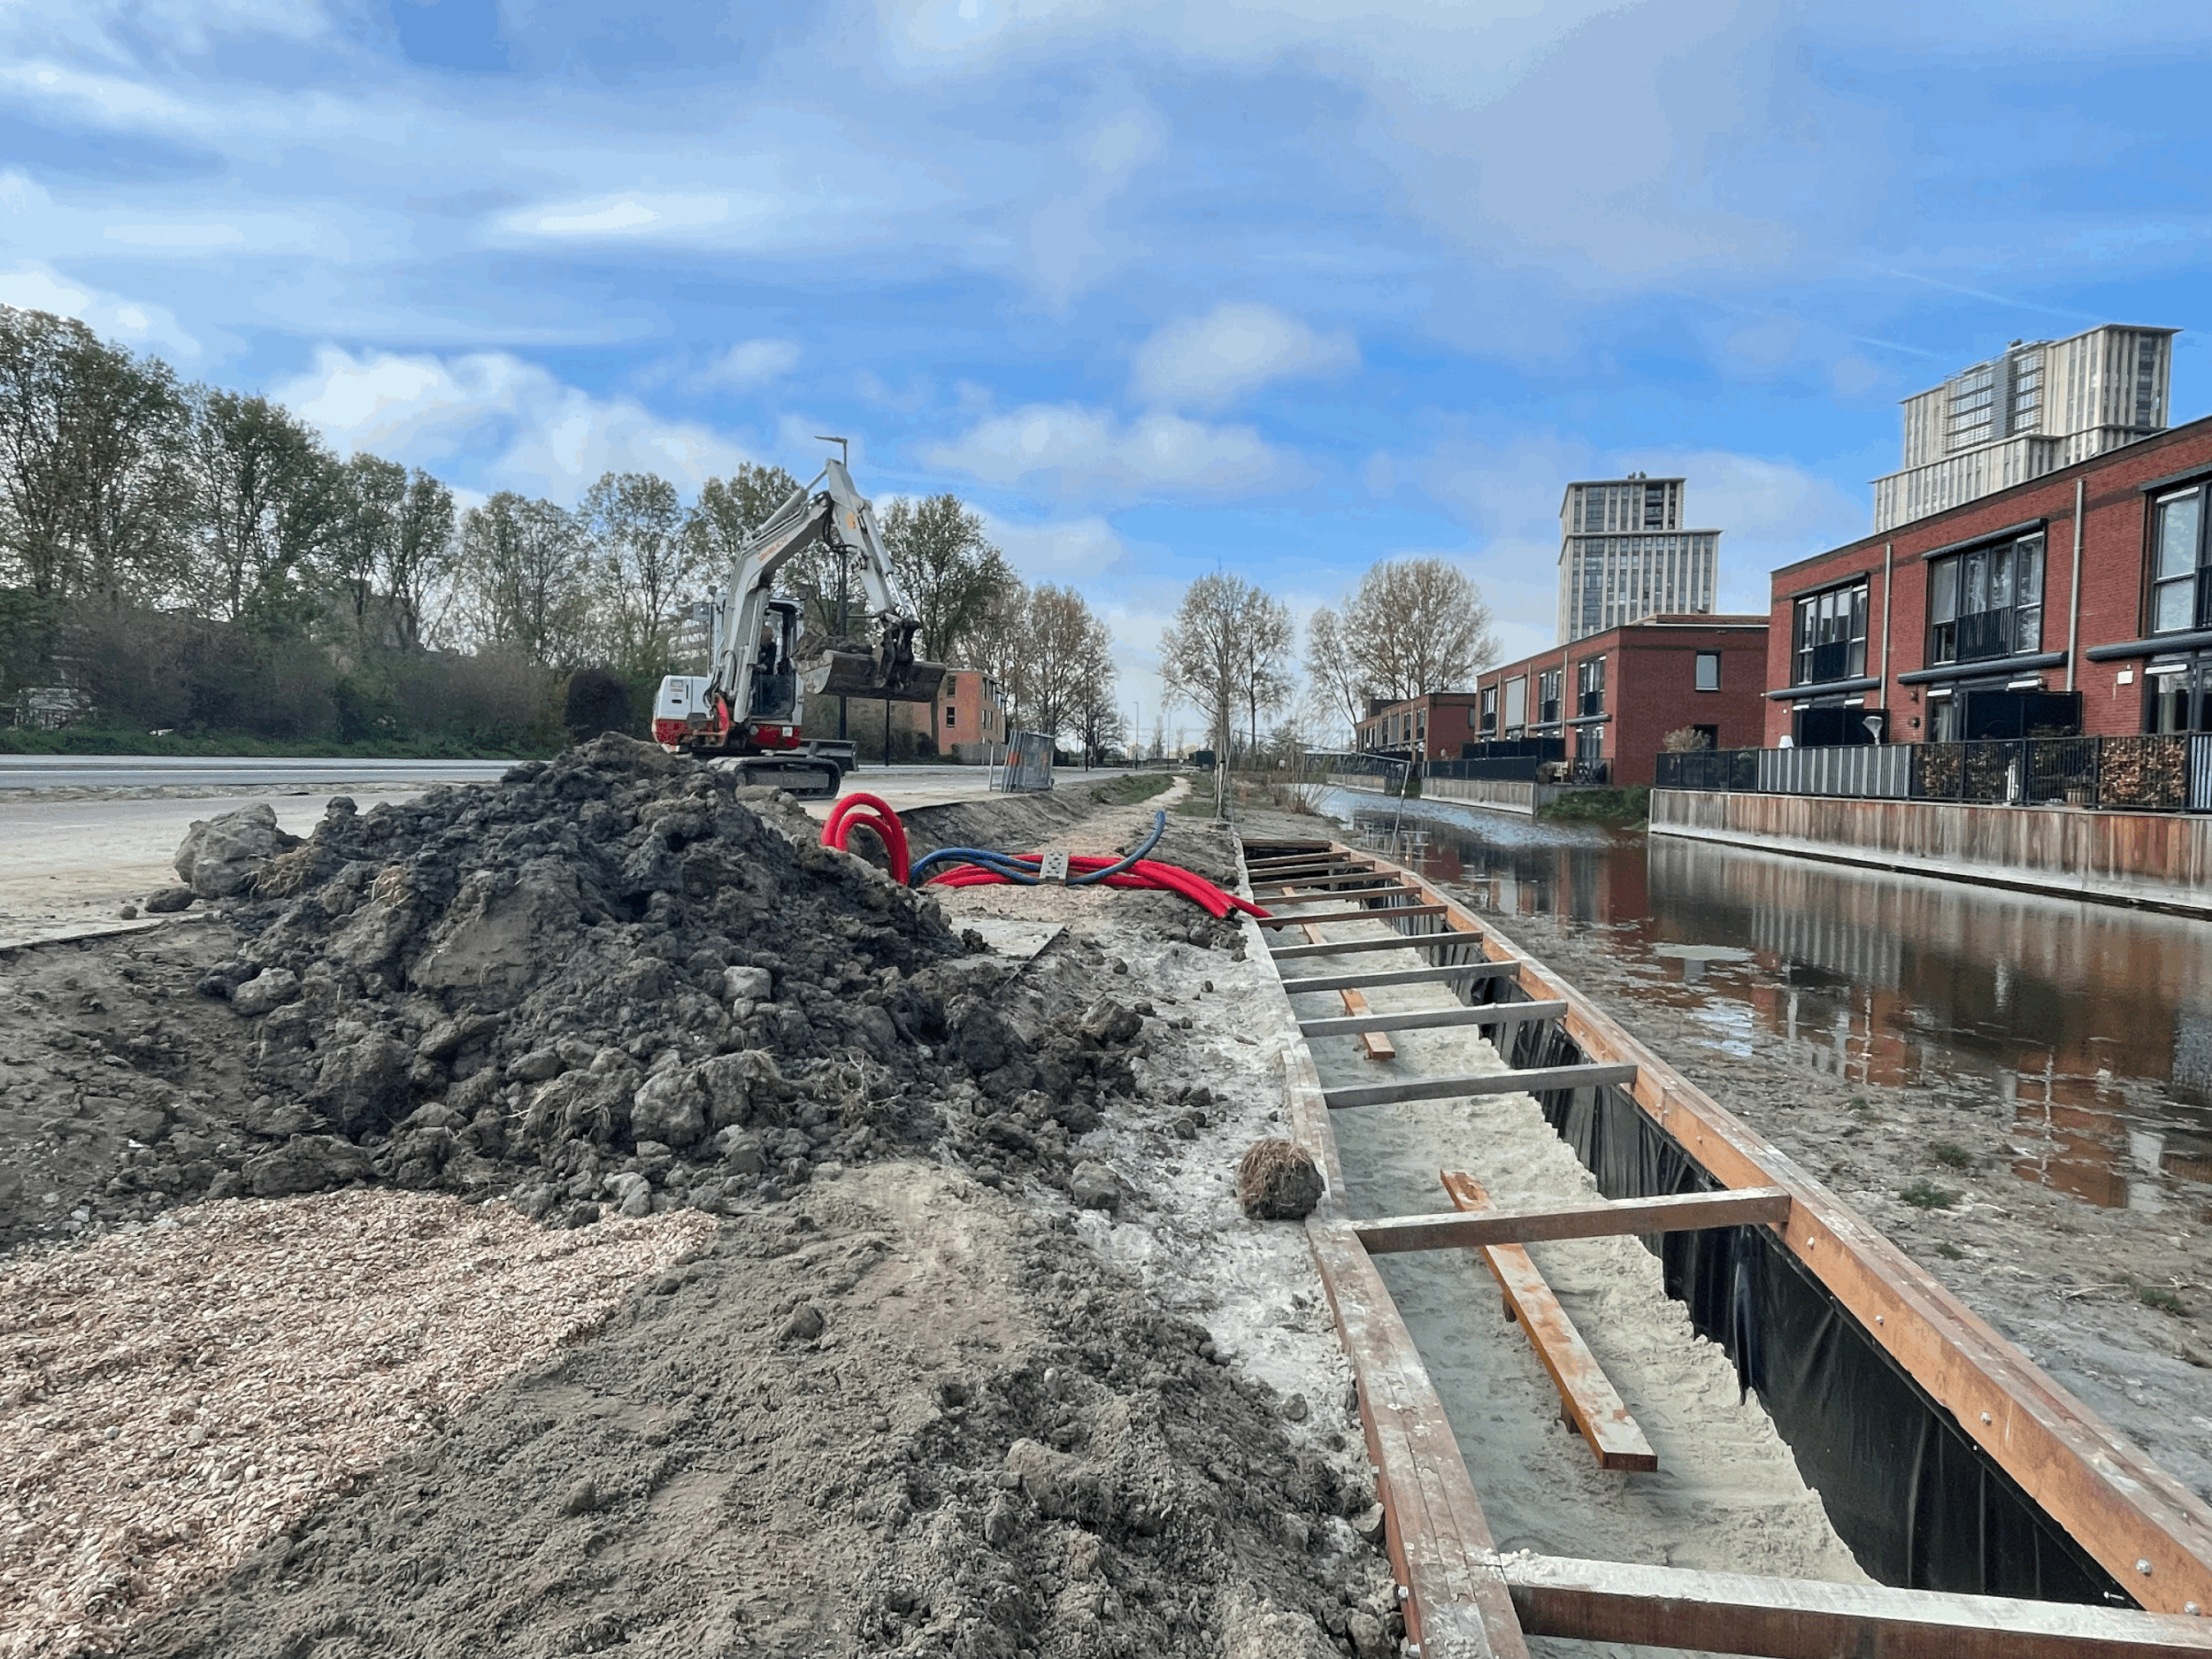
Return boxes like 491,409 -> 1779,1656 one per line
651,455 -> 945,798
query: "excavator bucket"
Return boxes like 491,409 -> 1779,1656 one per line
803,648 -> 948,704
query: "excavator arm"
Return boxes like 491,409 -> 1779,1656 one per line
701,457 -> 946,728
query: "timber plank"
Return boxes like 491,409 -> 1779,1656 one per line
1441,1172 -> 1656,1473
1338,841 -> 2212,1612
1271,933 -> 1486,961
1324,1061 -> 1639,1110
1490,1553 -> 2212,1657
1356,1187 -> 1793,1256
1257,903 -> 1449,928
1280,963 -> 1522,995
1266,885 -> 1429,907
1301,1001 -> 1569,1041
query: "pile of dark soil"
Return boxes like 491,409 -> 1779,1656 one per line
159,738 -> 1189,1222
122,1161 -> 1399,1659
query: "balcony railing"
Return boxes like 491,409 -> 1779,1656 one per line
1577,690 -> 1604,718
1655,733 -> 2211,813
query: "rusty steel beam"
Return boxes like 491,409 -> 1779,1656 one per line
1323,1062 -> 1640,1110
1300,1001 -> 1570,1041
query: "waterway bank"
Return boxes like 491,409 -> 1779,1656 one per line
1275,792 -> 2212,1517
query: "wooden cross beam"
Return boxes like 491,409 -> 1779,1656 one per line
1256,903 -> 1449,928
1486,1552 -> 2212,1657
1299,1001 -> 1570,1041
1269,933 -> 1479,961
1323,1061 -> 1638,1110
1279,962 -> 1521,995
1263,886 -> 1429,907
1355,1187 -> 1793,1256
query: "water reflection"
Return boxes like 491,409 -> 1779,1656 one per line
1334,795 -> 2212,1212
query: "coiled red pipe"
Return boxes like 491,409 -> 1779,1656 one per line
819,792 -> 912,885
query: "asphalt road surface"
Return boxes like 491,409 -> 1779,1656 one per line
0,758 -> 1009,946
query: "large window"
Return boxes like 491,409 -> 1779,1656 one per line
2151,486 -> 2209,635
1478,687 -> 1497,734
1792,580 -> 1868,685
1538,668 -> 1562,725
1927,532 -> 2044,664
1576,656 -> 1605,718
1694,650 -> 1720,691
1502,676 -> 1527,731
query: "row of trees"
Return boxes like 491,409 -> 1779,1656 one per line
1160,557 -> 1500,771
0,303 -> 1119,756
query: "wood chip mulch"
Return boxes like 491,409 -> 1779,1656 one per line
0,1193 -> 715,1657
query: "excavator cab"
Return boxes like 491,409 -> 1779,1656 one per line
745,600 -> 802,723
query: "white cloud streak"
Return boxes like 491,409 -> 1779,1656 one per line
1132,303 -> 1356,409
273,347 -> 757,504
925,404 -> 1297,500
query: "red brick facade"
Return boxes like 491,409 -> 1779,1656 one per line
1352,692 -> 1484,762
1342,617 -> 1770,785
1763,413 -> 2212,746
888,669 -> 1008,761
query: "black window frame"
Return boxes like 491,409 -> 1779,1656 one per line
2148,480 -> 2212,637
1792,580 -> 1869,687
1478,687 -> 1497,734
1576,655 -> 1606,718
1537,667 -> 1562,725
1694,650 -> 1720,692
1926,531 -> 2045,667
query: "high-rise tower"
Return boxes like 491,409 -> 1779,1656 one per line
1556,474 -> 1721,641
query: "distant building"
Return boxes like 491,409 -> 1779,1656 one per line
1557,475 -> 1722,641
1470,614 -> 1769,786
1871,325 -> 2177,533
887,669 -> 1008,762
1353,692 -> 1485,763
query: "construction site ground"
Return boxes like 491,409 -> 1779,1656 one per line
7,757 -> 2203,1658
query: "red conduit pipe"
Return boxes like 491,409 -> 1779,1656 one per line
819,792 -> 912,885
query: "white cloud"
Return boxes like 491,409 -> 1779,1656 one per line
1617,446 -> 1865,612
1132,303 -> 1356,408
979,512 -> 1133,580
924,404 -> 1295,499
697,339 -> 801,388
0,262 -> 201,357
273,347 -> 757,503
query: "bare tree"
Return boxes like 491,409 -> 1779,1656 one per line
1023,583 -> 1111,752
580,470 -> 689,676
1339,557 -> 1497,701
324,453 -> 408,648
388,469 -> 457,652
1303,604 -> 1371,746
1236,586 -> 1294,761
1160,572 -> 1244,808
880,492 -> 1014,749
964,572 -> 1033,731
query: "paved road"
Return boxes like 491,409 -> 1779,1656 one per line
0,757 -> 516,790
0,758 -> 1010,946
0,756 -> 1002,791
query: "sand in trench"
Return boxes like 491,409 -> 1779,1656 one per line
1286,920 -> 1869,1656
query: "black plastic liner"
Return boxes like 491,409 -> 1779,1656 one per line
1503,1015 -> 2131,1606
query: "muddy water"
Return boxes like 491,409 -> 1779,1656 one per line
1322,791 -> 2212,1215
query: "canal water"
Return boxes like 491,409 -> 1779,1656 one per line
1321,790 -> 2212,1216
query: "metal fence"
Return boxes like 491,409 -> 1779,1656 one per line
1655,733 -> 2209,812
991,731 -> 1056,793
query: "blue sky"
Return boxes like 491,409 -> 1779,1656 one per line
5,0 -> 2209,730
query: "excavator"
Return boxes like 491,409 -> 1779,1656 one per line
651,456 -> 946,797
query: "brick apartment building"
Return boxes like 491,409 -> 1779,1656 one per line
1763,411 -> 2212,747
1352,691 -> 1484,763
886,669 -> 1009,761
1467,615 -> 1770,785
